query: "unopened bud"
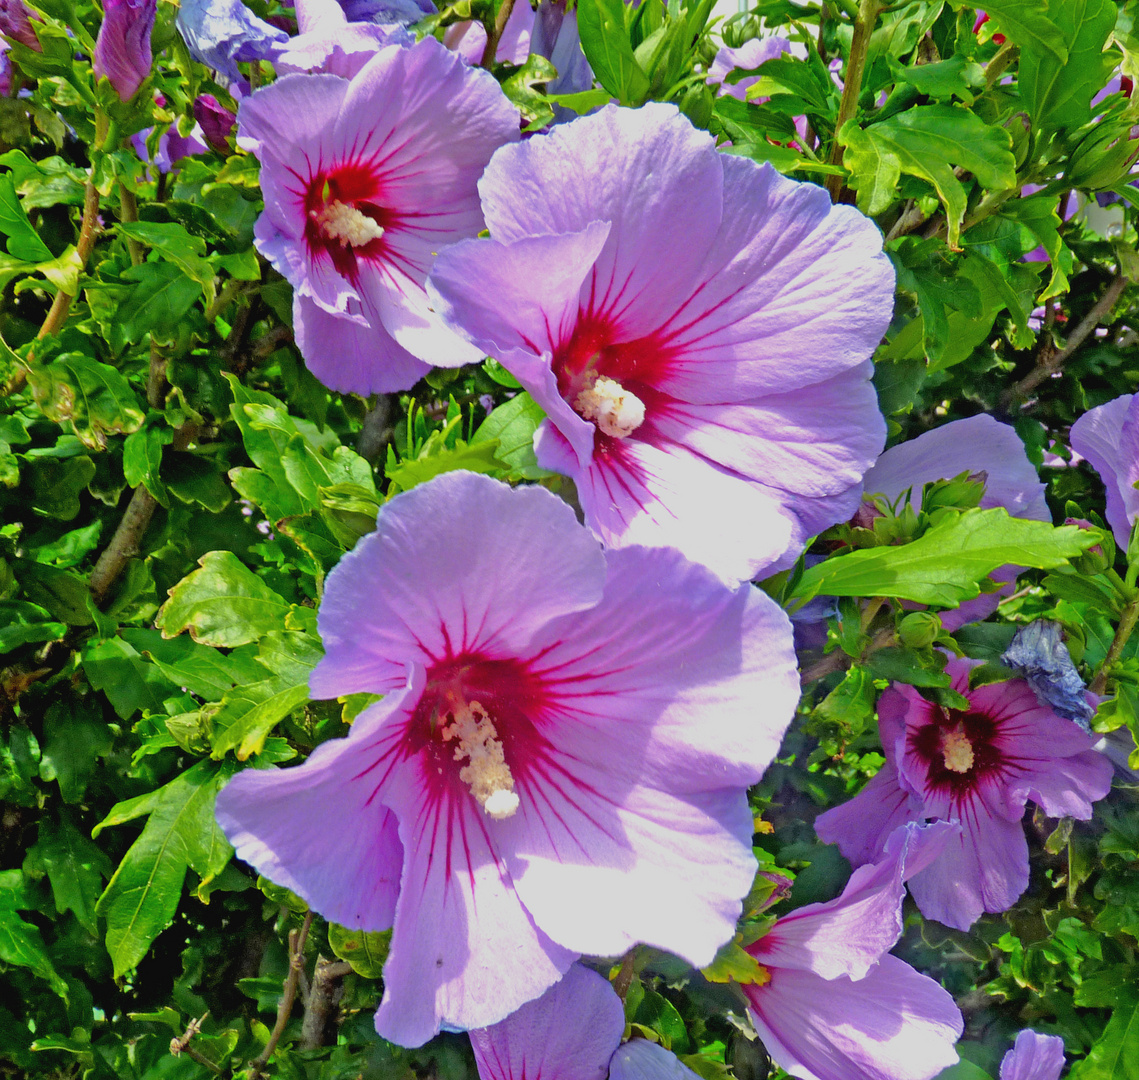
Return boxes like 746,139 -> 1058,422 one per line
898,611 -> 942,649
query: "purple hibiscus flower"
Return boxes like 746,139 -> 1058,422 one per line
744,822 -> 963,1080
706,36 -> 791,102
193,94 -> 237,153
1000,1031 -> 1065,1080
0,0 -> 39,51
215,471 -> 800,1046
94,0 -> 155,100
470,962 -> 700,1080
445,0 -> 533,65
275,0 -> 406,78
860,414 -> 1050,628
427,103 -> 893,582
815,658 -> 1112,931
237,38 -> 519,395
1070,393 -> 1139,549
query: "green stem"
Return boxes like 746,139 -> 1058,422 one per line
480,0 -> 518,69
1090,592 -> 1139,697
825,0 -> 880,200
118,182 -> 145,267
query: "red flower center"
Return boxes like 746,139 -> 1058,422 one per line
910,706 -> 1004,801
303,161 -> 392,284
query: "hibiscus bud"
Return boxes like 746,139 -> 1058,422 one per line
193,94 -> 237,153
1064,515 -> 1113,574
0,0 -> 40,51
94,0 -> 156,101
898,611 -> 942,649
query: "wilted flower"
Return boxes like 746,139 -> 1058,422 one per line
470,963 -> 701,1080
193,93 -> 237,153
706,36 -> 790,101
815,659 -> 1112,930
428,103 -> 893,582
0,0 -> 39,51
1002,620 -> 1094,732
176,0 -> 289,87
215,471 -> 800,1046
93,0 -> 156,100
860,414 -> 1049,628
744,822 -> 963,1080
1070,392 -> 1139,549
238,38 -> 519,394
999,1031 -> 1065,1080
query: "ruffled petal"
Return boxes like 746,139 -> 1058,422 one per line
1071,393 -> 1139,548
814,758 -> 920,868
745,956 -> 962,1080
469,964 -> 623,1080
999,1031 -> 1066,1080
215,680 -> 419,931
310,472 -> 606,697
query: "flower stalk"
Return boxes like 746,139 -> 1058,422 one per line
1090,590 -> 1139,697
825,0 -> 881,200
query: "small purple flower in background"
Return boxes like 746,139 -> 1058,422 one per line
428,103 -> 893,582
999,1031 -> 1065,1080
340,0 -> 435,22
275,0 -> 405,78
176,0 -> 289,87
0,0 -> 40,51
860,414 -> 1049,628
1002,620 -> 1095,732
1070,393 -> 1139,549
706,36 -> 790,102
238,38 -> 518,395
93,0 -> 156,100
445,0 -> 533,65
815,658 -> 1112,930
215,471 -> 800,1046
744,822 -> 963,1080
531,0 -> 593,102
470,962 -> 701,1080
193,94 -> 237,153
0,39 -> 10,94
132,95 -> 210,172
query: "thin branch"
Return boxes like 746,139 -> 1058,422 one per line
800,623 -> 896,686
480,0 -> 518,69
1090,592 -> 1139,697
118,182 -> 145,266
612,947 -> 639,1002
1002,274 -> 1127,408
825,0 -> 880,200
299,957 -> 352,1050
250,912 -> 314,1080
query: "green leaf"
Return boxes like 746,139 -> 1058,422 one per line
123,629 -> 266,702
384,439 -> 505,494
702,940 -> 772,985
119,262 -> 201,345
26,815 -> 112,936
0,909 -> 68,999
1069,986 -> 1139,1080
94,760 -> 237,977
122,425 -> 172,506
118,220 -> 216,299
156,550 -> 293,647
576,0 -> 650,105
849,107 -> 1016,248
21,453 -> 95,520
37,699 -> 113,804
791,509 -> 1099,607
26,355 -> 145,451
1018,0 -> 1116,132
0,601 -> 66,654
958,0 -> 1067,60
328,923 -> 391,978
81,636 -> 178,720
838,122 -> 901,216
470,392 -> 555,480
209,680 -> 311,761
0,174 -> 52,263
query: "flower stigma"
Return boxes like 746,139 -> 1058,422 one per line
574,375 -> 646,438
940,727 -> 975,774
440,699 -> 519,819
314,201 -> 385,247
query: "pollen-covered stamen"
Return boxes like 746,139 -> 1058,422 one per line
574,375 -> 646,438
940,727 -> 975,773
314,200 -> 385,247
440,700 -> 519,819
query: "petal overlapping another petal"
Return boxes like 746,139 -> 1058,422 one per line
814,758 -> 920,869
310,471 -> 606,697
746,956 -> 962,1080
608,1040 -> 703,1080
1071,393 -> 1139,548
469,964 -> 623,1080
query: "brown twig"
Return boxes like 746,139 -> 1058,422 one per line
299,957 -> 352,1049
1090,592 -> 1139,697
118,182 -> 145,266
800,623 -> 896,686
1001,274 -> 1127,408
250,912 -> 314,1079
825,0 -> 880,200
479,0 -> 518,69
612,947 -> 639,1002
168,1013 -> 222,1075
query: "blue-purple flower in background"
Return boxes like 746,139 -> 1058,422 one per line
1070,392 -> 1139,549
94,0 -> 155,100
0,0 -> 39,51
176,0 -> 289,86
999,1031 -> 1065,1080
